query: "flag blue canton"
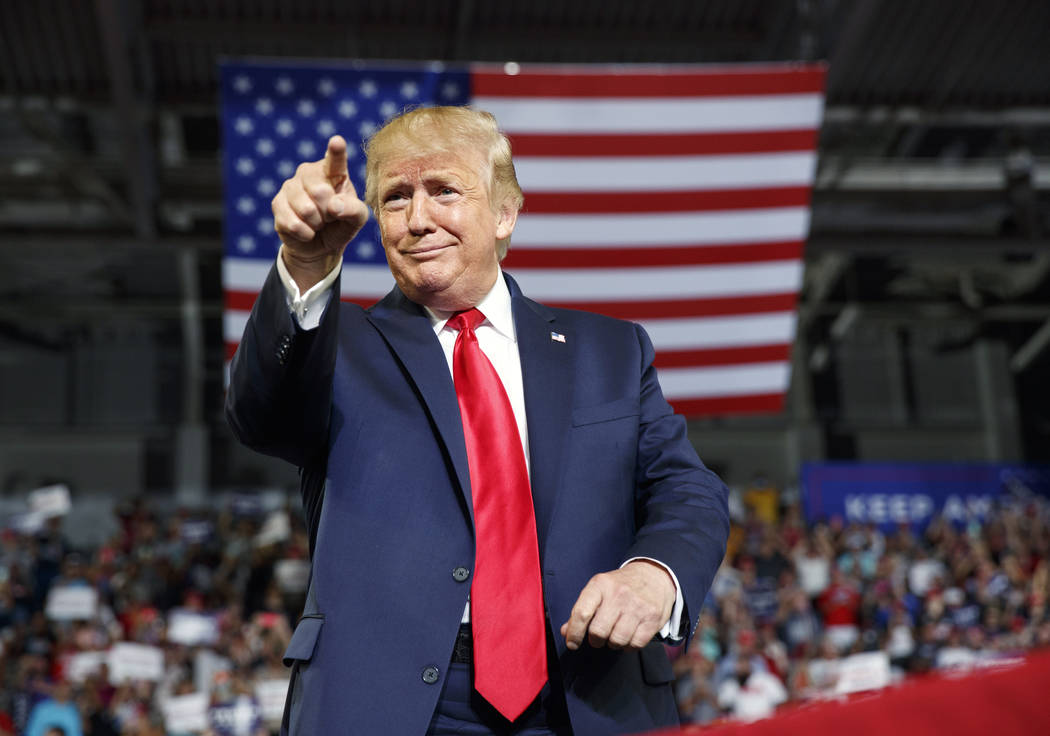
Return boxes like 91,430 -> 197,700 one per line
220,61 -> 471,265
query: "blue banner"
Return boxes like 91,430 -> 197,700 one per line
801,463 -> 1050,530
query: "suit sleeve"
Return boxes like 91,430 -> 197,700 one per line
224,263 -> 339,470
623,322 -> 730,642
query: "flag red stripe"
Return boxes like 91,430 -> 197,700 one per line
502,241 -> 803,268
472,67 -> 826,98
510,130 -> 818,157
544,292 -> 797,319
226,290 -> 798,320
225,291 -> 256,311
669,392 -> 785,416
655,344 -> 792,368
225,340 -> 238,361
522,187 -> 811,214
226,291 -> 378,311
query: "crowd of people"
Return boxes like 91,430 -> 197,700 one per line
0,497 -> 307,736
670,483 -> 1050,725
1,485 -> 1048,734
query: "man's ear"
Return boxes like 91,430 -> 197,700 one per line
495,200 -> 519,241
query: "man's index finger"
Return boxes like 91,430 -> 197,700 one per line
323,135 -> 349,184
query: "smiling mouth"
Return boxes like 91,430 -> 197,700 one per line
403,243 -> 451,258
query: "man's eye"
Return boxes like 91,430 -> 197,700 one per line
439,187 -> 456,196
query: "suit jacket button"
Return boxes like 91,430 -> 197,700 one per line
452,566 -> 470,582
421,665 -> 440,684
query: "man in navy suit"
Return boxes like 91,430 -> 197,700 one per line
226,106 -> 729,735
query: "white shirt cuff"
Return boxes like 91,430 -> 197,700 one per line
276,245 -> 341,330
622,557 -> 685,642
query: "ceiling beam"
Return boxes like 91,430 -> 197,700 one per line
95,0 -> 156,240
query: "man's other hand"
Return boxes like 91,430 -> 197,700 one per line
272,135 -> 370,291
560,560 -> 675,651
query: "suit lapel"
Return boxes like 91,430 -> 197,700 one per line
366,289 -> 475,524
508,274 -> 575,554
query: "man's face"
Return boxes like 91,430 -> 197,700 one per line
374,145 -> 515,312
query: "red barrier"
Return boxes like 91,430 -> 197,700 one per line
658,650 -> 1050,736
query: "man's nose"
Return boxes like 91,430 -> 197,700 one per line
407,192 -> 434,234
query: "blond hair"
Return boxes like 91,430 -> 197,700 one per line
363,106 -> 524,260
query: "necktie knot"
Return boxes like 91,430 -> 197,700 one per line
448,307 -> 486,334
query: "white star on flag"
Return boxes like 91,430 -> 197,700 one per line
255,139 -> 275,156
297,99 -> 316,117
234,117 -> 254,135
275,76 -> 294,95
275,119 -> 295,137
233,75 -> 252,94
318,78 -> 337,96
400,80 -> 419,98
255,97 -> 274,115
338,100 -> 358,118
359,79 -> 378,98
235,158 -> 254,175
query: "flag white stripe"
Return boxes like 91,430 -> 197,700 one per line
474,95 -> 824,133
227,305 -> 798,353
225,310 -> 249,344
226,260 -> 801,301
640,313 -> 797,351
506,262 -> 802,301
512,208 -> 810,247
224,260 -> 396,294
658,362 -> 791,399
514,152 -> 817,192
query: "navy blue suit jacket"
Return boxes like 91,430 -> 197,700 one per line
226,266 -> 729,735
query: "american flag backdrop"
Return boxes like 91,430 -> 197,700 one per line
221,60 -> 826,417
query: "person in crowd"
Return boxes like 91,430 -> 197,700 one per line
23,681 -> 82,736
716,652 -> 787,722
673,649 -> 720,725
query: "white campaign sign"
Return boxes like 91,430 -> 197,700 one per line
255,678 -> 291,722
163,691 -> 209,733
835,651 -> 891,695
167,609 -> 220,646
28,483 -> 72,518
45,585 -> 98,621
108,642 -> 165,683
65,650 -> 107,682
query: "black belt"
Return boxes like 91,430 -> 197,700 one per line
452,623 -> 474,664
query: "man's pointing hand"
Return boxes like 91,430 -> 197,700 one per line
272,134 -> 370,292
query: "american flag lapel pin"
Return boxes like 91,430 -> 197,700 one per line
550,331 -> 566,343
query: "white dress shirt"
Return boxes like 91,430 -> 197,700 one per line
276,248 -> 684,640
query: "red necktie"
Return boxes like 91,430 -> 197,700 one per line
448,308 -> 547,721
